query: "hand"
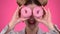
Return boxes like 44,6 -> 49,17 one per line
9,5 -> 28,29
35,6 -> 51,23
35,6 -> 55,30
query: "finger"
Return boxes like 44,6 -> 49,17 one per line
19,5 -> 24,9
48,8 -> 51,17
15,5 -> 24,18
18,5 -> 24,17
42,7 -> 48,16
16,18 -> 25,23
42,7 -> 52,20
47,8 -> 52,21
18,5 -> 23,17
15,5 -> 24,14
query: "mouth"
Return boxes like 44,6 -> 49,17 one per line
27,17 -> 36,25
26,16 -> 37,29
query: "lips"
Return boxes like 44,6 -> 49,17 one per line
27,17 -> 36,25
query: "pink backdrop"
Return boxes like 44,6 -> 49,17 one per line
0,0 -> 60,32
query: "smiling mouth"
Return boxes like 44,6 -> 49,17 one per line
27,17 -> 36,25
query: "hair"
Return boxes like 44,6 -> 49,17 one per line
39,0 -> 48,6
17,0 -> 48,6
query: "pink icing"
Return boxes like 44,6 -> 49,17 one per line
20,6 -> 43,18
33,7 -> 43,18
21,7 -> 32,18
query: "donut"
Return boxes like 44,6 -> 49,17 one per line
33,6 -> 43,18
21,7 -> 32,18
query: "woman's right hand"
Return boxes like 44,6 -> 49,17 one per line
9,5 -> 28,29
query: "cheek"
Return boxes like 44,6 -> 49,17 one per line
21,7 -> 32,18
33,7 -> 43,18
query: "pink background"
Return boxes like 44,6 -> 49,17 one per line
0,0 -> 60,32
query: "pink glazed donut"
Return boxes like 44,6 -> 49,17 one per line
21,7 -> 32,18
33,6 -> 43,18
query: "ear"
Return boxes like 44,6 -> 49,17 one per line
38,0 -> 48,6
17,0 -> 26,6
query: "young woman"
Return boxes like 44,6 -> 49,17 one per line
0,0 -> 59,34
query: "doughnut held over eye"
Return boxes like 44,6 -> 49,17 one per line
21,7 -> 32,18
33,6 -> 43,18
20,6 -> 43,18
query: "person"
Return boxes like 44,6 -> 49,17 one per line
0,0 -> 60,34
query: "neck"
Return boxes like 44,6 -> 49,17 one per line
25,26 -> 38,34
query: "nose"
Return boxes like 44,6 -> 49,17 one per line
29,15 -> 35,20
30,15 -> 34,18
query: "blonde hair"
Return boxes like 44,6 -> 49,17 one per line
39,0 -> 48,6
17,0 -> 48,6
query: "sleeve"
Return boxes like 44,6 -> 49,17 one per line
46,25 -> 59,34
0,25 -> 17,34
46,29 -> 59,34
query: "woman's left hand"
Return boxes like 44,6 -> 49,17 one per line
35,6 -> 55,30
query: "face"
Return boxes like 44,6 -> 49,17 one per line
20,4 -> 43,29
